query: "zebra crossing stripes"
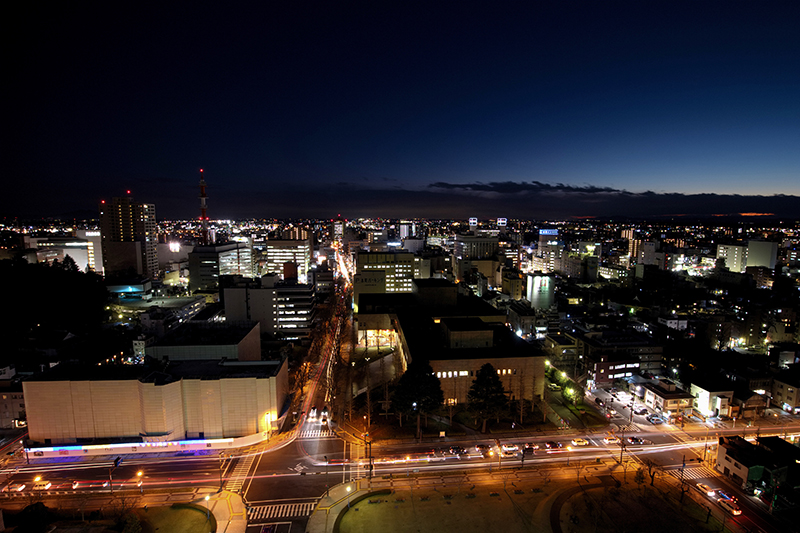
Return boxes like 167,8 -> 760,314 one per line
614,423 -> 640,433
669,466 -> 716,481
248,501 -> 317,521
225,453 -> 256,493
298,429 -> 335,439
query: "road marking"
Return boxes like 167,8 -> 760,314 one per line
248,501 -> 317,520
226,454 -> 257,493
297,429 -> 335,439
668,466 -> 717,481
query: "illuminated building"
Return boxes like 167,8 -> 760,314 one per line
188,242 -> 253,291
357,250 -> 415,289
717,244 -> 747,273
746,240 -> 778,269
223,274 -> 316,340
454,234 -> 498,259
22,357 -> 287,445
260,239 -> 312,282
99,196 -> 158,279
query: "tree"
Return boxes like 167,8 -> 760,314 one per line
61,254 -> 79,273
468,363 -> 508,433
392,360 -> 443,439
641,457 -> 662,486
634,467 -> 646,490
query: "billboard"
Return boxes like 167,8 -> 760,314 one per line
469,217 -> 478,226
497,218 -> 507,227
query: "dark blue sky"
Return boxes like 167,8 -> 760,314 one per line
6,2 -> 800,221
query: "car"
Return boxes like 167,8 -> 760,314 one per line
603,436 -> 620,444
72,480 -> 80,490
475,444 -> 493,457
634,407 -> 648,415
627,437 -> 645,445
695,483 -> 715,497
594,398 -> 605,406
321,406 -> 329,417
549,383 -> 561,391
716,490 -> 738,503
32,481 -> 51,491
501,443 -> 519,453
571,438 -> 589,446
545,441 -> 563,449
309,406 -> 317,420
523,443 -> 540,452
449,445 -> 467,456
2,483 -> 25,492
607,408 -> 617,415
718,498 -> 742,516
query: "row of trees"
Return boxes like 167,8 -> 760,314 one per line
392,361 -> 510,436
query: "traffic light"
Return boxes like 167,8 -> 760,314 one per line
114,456 -> 123,468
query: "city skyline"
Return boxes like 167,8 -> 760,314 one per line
6,2 -> 800,221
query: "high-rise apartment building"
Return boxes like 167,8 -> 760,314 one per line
99,196 -> 158,279
716,244 -> 748,273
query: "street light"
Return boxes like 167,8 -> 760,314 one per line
205,494 -> 211,520
137,471 -> 143,493
346,485 -> 352,508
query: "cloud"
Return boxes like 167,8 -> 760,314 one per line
429,181 -> 628,196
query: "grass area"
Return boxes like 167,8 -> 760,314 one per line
138,503 -> 216,533
563,483 -> 738,533
564,402 -> 608,428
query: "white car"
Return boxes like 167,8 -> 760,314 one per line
603,436 -> 620,444
696,483 -> 715,497
718,498 -> 742,516
501,443 -> 519,453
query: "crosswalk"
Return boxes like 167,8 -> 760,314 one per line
297,429 -> 335,439
248,501 -> 317,521
225,453 -> 256,493
614,422 -> 640,433
668,466 -> 717,481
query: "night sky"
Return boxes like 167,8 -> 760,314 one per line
6,2 -> 800,221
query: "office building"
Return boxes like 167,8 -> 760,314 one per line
260,239 -> 312,282
224,275 -> 316,339
188,242 -> 253,291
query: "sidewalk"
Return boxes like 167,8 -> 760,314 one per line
199,489 -> 248,533
305,479 -> 373,533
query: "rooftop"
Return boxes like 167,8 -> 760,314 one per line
152,321 -> 258,347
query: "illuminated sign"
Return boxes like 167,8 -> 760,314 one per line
539,229 -> 558,235
497,218 -> 507,227
169,242 -> 181,253
469,218 -> 478,226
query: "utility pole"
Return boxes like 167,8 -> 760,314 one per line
324,455 -> 329,497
